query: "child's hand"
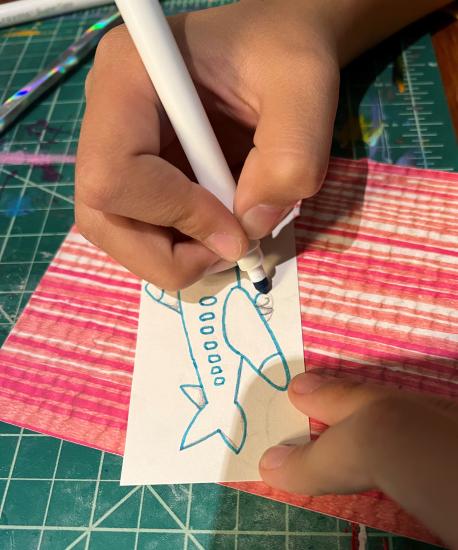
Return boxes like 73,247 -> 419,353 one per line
260,372 -> 458,548
76,0 -> 449,289
76,1 -> 340,289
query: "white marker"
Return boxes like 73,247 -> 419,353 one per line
0,0 -> 113,29
115,0 -> 270,293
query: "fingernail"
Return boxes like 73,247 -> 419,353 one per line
260,445 -> 295,470
291,372 -> 329,394
205,233 -> 242,262
203,259 -> 237,276
241,204 -> 292,240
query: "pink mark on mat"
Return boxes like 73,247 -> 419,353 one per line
0,151 -> 76,165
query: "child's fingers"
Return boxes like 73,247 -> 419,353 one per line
234,53 -> 340,239
259,409 -> 376,496
259,394 -> 458,548
76,24 -> 248,270
75,202 -> 220,290
77,152 -> 248,263
259,374 -> 391,495
260,372 -> 458,547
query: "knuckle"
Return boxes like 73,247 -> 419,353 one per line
160,188 -> 203,238
74,204 -> 100,247
303,160 -> 328,198
76,162 -> 119,212
144,268 -> 188,292
268,153 -> 327,200
94,25 -> 130,65
93,24 -> 150,90
175,213 -> 204,239
161,199 -> 188,228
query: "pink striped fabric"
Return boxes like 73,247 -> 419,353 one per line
1,158 -> 457,543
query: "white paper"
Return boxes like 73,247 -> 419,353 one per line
121,224 -> 309,485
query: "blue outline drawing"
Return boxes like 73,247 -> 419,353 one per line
145,268 -> 290,455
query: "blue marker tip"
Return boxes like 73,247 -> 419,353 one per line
253,277 -> 271,295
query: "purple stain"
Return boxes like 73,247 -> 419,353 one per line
25,119 -> 48,137
25,119 -> 68,144
371,102 -> 382,126
37,164 -> 60,182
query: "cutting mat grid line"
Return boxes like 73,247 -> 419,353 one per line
0,2 -> 456,549
0,422 -> 401,550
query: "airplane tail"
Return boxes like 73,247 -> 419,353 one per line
180,392 -> 247,454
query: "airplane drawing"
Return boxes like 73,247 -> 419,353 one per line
145,268 -> 290,454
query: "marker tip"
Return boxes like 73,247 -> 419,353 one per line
253,277 -> 271,295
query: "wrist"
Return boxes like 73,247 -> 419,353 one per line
316,0 -> 453,66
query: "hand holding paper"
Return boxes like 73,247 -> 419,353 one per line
259,373 -> 458,549
121,225 -> 308,485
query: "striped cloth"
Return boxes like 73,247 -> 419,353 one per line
1,158 -> 457,543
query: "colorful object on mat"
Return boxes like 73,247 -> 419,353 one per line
0,152 -> 76,165
0,158 -> 457,544
0,11 -> 121,133
3,29 -> 42,38
393,54 -> 406,94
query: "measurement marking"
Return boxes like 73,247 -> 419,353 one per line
0,524 -> 361,536
84,452 -> 104,550
184,484 -> 193,550
0,233 -> 68,238
285,504 -> 289,550
37,440 -> 63,550
0,305 -> 14,324
373,56 -> 392,164
146,486 -> 205,550
1,168 -> 74,205
134,486 -> 145,550
0,428 -> 24,520
360,102 -> 434,107
0,476 -> 122,481
65,487 -> 141,549
235,490 -> 240,550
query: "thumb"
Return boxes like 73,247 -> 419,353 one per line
235,58 -> 339,239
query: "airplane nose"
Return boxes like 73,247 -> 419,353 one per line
259,352 -> 290,391
223,285 -> 291,392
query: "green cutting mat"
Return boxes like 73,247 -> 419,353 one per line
0,2 -> 456,549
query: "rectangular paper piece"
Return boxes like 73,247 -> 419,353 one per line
121,224 -> 309,485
